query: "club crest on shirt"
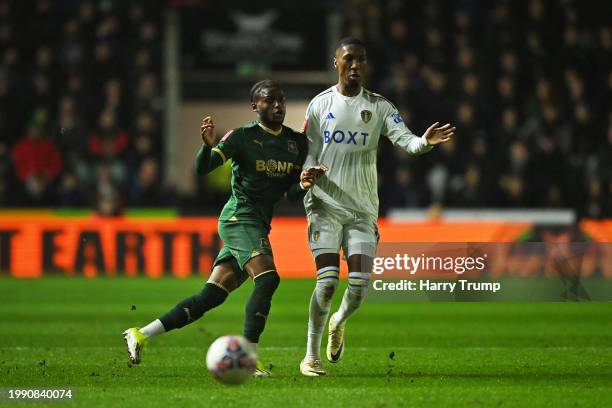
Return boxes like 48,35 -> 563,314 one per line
360,110 -> 372,123
287,140 -> 298,154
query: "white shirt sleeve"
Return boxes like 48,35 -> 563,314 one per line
381,102 -> 433,155
303,102 -> 321,169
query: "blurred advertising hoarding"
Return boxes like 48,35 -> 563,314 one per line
0,214 -> 610,279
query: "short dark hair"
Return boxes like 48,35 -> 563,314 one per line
336,37 -> 365,52
250,80 -> 281,102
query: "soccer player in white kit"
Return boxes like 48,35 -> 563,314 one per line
299,37 -> 455,376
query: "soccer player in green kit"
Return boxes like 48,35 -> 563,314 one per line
123,80 -> 327,376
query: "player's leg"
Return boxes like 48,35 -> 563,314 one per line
123,252 -> 245,364
242,255 -> 283,376
301,209 -> 343,376
306,253 -> 341,358
333,254 -> 373,324
326,219 -> 377,363
155,260 -> 243,333
300,252 -> 340,376
225,223 -> 280,377
242,254 -> 280,351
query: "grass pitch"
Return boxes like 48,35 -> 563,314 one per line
1,277 -> 611,407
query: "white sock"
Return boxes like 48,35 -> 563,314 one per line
334,272 -> 370,324
248,342 -> 258,353
140,319 -> 166,338
305,266 -> 339,360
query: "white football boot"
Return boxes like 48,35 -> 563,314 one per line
123,328 -> 148,364
300,358 -> 326,376
326,313 -> 345,363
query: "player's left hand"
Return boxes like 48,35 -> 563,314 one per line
422,122 -> 455,145
200,116 -> 216,146
300,164 -> 328,189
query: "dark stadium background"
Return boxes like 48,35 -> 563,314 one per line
0,0 -> 609,218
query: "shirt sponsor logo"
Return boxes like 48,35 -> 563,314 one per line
256,159 -> 297,177
323,130 -> 369,145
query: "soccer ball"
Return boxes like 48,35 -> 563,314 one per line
205,335 -> 257,385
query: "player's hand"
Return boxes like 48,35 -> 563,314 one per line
300,164 -> 328,189
422,122 -> 455,145
200,116 -> 216,147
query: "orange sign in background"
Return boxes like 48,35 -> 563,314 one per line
0,215 -> 220,278
0,214 -> 608,278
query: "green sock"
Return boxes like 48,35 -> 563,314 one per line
159,283 -> 228,331
244,271 -> 280,343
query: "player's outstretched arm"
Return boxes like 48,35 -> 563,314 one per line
422,122 -> 455,145
195,116 -> 229,175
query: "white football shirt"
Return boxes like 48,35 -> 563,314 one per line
302,85 -> 433,219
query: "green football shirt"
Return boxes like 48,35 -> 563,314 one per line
196,120 -> 307,228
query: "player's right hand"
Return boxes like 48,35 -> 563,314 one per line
300,164 -> 328,189
200,116 -> 215,146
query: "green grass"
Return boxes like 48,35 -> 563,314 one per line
0,278 -> 611,407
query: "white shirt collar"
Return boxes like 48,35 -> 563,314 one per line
333,85 -> 363,105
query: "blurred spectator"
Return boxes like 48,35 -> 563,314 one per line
93,163 -> 123,216
58,19 -> 86,70
449,164 -> 486,207
88,110 -> 128,161
388,167 -> 428,208
134,72 -> 162,113
89,41 -> 120,84
54,96 -> 87,155
57,170 -> 85,207
129,157 -> 163,206
11,112 -> 62,204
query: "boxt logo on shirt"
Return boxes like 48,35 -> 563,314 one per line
323,129 -> 370,146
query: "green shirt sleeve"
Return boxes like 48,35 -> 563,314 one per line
213,128 -> 240,162
195,128 -> 240,175
195,144 -> 222,174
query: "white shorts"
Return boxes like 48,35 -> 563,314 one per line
307,204 -> 379,258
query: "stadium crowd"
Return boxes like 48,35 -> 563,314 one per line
0,0 -> 166,214
0,0 -> 610,218
348,0 -> 611,217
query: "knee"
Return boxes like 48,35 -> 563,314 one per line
315,276 -> 338,303
348,272 -> 370,298
316,278 -> 339,301
254,270 -> 280,293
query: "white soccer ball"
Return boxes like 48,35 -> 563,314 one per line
205,335 -> 257,385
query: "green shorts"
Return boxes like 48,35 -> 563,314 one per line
212,221 -> 273,280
